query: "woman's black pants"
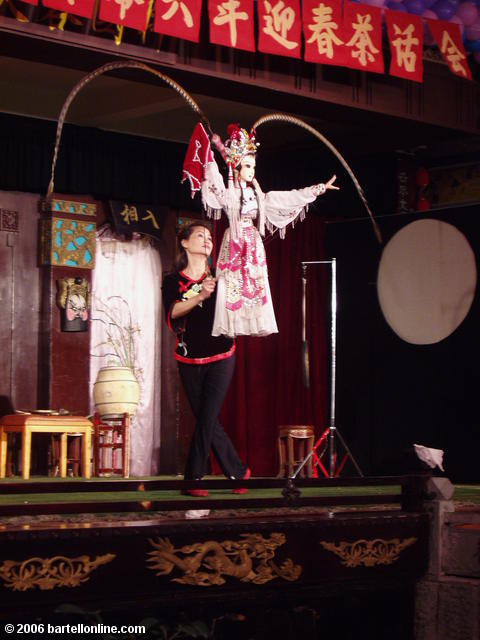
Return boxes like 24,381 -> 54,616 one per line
178,354 -> 245,480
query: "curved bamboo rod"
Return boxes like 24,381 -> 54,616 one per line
47,60 -> 212,197
252,113 -> 382,244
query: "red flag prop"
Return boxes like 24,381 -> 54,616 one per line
153,0 -> 202,41
257,0 -> 301,59
343,2 -> 384,74
208,0 -> 255,52
43,0 -> 95,18
385,10 -> 423,82
303,0 -> 346,66
98,0 -> 150,30
182,123 -> 214,198
425,18 -> 471,80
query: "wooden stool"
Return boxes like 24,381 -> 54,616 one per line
0,414 -> 92,479
93,413 -> 130,478
49,432 -> 83,477
278,425 -> 315,478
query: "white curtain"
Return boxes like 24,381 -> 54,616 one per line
89,230 -> 162,476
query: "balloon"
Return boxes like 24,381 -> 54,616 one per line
363,0 -> 386,6
416,197 -> 431,212
464,36 -> 480,49
455,2 -> 478,26
416,168 -> 430,187
464,16 -> 480,39
422,0 -> 438,7
387,1 -> 408,9
405,0 -> 426,13
432,0 -> 456,18
449,15 -> 465,36
423,10 -> 437,45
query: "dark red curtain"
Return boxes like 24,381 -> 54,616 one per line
215,213 -> 329,476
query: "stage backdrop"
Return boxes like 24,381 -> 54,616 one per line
325,204 -> 480,483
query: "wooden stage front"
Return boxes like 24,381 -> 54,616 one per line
0,475 -> 436,638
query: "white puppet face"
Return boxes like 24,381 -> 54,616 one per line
239,155 -> 256,183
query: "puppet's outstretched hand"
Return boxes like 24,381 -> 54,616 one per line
312,175 -> 339,196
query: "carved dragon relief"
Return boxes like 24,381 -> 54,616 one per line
147,532 -> 302,586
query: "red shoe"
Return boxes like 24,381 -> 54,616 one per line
232,467 -> 251,495
183,489 -> 209,497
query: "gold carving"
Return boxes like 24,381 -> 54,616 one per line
41,199 -> 97,216
320,537 -> 417,567
41,217 -> 96,269
147,533 -> 301,586
0,554 -> 115,591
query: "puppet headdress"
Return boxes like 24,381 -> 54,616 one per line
224,124 -> 259,167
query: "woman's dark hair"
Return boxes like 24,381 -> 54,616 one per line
175,220 -> 212,271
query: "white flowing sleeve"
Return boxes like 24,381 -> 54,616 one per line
264,186 -> 318,238
201,160 -> 227,220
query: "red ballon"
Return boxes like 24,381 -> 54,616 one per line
415,167 -> 430,186
416,197 -> 431,211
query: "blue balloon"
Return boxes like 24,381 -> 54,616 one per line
387,1 -> 408,9
404,0 -> 426,13
432,0 -> 456,19
464,37 -> 480,51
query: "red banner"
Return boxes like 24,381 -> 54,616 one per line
98,0 -> 150,31
153,0 -> 202,41
257,0 -> 301,59
208,0 -> 255,52
385,10 -> 423,82
426,18 -> 471,80
343,2 -> 384,74
43,0 -> 95,18
303,0 -> 346,66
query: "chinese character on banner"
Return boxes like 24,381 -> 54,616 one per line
153,0 -> 202,41
425,19 -> 471,80
385,10 -> 423,82
303,0 -> 345,65
43,0 -> 95,18
258,0 -> 301,58
343,2 -> 384,73
98,0 -> 150,30
208,0 -> 255,51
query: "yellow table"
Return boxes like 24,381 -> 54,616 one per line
0,414 -> 92,479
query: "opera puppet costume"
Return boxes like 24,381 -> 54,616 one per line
183,123 -> 339,338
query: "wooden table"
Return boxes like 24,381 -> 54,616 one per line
0,414 -> 92,479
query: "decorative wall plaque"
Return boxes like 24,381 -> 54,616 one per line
41,217 -> 96,269
41,199 -> 97,217
0,209 -> 19,232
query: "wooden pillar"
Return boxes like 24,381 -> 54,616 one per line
38,195 -> 98,415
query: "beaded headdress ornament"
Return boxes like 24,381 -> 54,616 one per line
224,124 -> 259,167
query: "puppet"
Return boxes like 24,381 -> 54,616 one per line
183,123 -> 338,337
47,61 -> 380,340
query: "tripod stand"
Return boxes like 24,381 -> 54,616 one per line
294,258 -> 362,479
